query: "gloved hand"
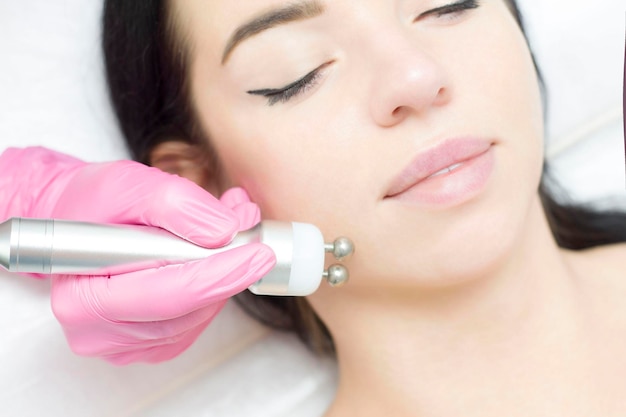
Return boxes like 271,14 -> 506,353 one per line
0,147 -> 275,364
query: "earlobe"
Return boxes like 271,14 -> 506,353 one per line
149,140 -> 219,194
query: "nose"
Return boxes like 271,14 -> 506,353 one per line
369,35 -> 450,127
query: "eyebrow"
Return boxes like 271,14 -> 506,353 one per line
221,1 -> 325,65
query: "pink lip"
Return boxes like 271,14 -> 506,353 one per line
385,137 -> 494,207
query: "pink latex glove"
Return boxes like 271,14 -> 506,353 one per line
0,147 -> 275,364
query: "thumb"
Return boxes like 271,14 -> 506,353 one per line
56,243 -> 277,322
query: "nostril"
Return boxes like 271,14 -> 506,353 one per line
391,106 -> 405,118
434,87 -> 449,105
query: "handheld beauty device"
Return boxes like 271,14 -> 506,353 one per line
0,217 -> 353,296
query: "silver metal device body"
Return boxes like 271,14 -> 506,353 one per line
0,217 -> 315,296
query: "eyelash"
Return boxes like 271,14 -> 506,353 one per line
247,0 -> 480,106
419,0 -> 480,21
247,65 -> 325,106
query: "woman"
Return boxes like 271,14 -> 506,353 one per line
103,0 -> 626,415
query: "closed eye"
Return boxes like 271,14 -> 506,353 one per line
247,64 -> 327,106
416,0 -> 480,22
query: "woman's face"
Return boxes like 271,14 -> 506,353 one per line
170,0 -> 544,290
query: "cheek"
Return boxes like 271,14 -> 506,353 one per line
495,24 -> 545,187
196,75 -> 373,239
461,17 -> 542,127
205,111 -> 349,231
236,146 -> 327,220
454,8 -> 545,184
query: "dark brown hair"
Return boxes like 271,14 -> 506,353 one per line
102,0 -> 626,356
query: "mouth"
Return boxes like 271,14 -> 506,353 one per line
423,162 -> 465,180
385,137 -> 495,207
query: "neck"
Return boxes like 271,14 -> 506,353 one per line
315,197 -> 587,416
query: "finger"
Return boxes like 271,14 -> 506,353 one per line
57,302 -> 223,360
57,299 -> 225,344
231,202 -> 261,231
102,320 -> 211,365
68,161 -> 240,247
53,243 -> 275,322
138,171 -> 240,247
219,187 -> 252,208
220,187 -> 261,231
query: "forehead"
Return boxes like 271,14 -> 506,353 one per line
169,0 -> 522,67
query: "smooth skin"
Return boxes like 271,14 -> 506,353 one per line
152,0 -> 626,415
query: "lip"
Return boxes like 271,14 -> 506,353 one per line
385,137 -> 495,207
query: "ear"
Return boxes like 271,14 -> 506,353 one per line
149,140 -> 221,196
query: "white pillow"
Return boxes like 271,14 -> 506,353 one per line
518,0 -> 625,203
0,1 -> 126,161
